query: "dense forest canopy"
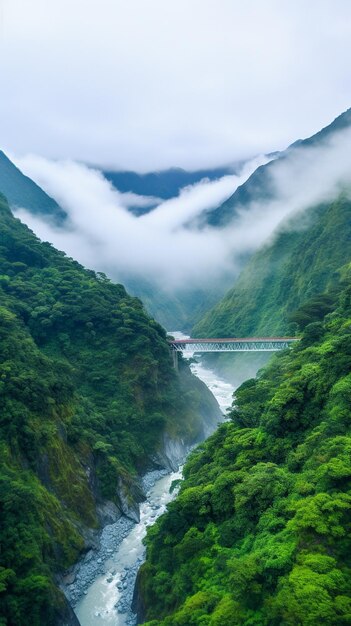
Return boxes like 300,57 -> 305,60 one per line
140,263 -> 351,625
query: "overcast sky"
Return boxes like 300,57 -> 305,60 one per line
1,0 -> 351,171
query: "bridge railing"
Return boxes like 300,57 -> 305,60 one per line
168,337 -> 299,354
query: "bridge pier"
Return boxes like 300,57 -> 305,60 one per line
172,349 -> 179,371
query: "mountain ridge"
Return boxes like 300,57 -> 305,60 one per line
0,150 -> 66,221
202,107 -> 351,228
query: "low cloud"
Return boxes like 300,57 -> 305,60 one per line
12,154 -> 269,289
11,127 -> 351,300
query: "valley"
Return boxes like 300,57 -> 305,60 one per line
0,105 -> 350,626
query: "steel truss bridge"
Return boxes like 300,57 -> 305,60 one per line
168,337 -> 299,368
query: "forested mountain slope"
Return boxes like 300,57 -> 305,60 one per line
139,263 -> 351,626
194,195 -> 351,339
0,153 -> 236,329
0,194 -> 220,626
0,151 -> 66,221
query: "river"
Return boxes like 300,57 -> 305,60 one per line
72,334 -> 234,626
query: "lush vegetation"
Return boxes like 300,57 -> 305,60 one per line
194,195 -> 351,338
193,193 -> 351,385
0,194 -> 217,625
140,265 -> 351,625
194,111 -> 351,376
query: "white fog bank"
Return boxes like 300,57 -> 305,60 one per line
12,127 -> 351,293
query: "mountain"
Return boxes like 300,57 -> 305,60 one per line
135,113 -> 351,623
0,152 -> 237,327
117,109 -> 351,328
201,108 -> 351,228
0,150 -> 66,221
191,109 -> 351,382
194,194 -> 351,339
138,263 -> 351,625
0,193 -> 220,626
103,166 -> 234,215
192,192 -> 351,384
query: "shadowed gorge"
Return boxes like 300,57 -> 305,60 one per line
1,106 -> 351,626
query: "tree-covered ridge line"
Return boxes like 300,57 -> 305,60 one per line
0,193 -> 219,625
0,151 -> 66,221
202,107 -> 351,228
139,265 -> 351,625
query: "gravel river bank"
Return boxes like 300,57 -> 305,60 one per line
68,468 -> 181,626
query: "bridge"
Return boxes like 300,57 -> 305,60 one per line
168,337 -> 299,369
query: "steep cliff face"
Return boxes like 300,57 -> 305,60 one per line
0,194 -> 220,626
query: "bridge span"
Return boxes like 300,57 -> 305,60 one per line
168,337 -> 299,369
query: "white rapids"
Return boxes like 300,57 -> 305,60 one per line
74,331 -> 234,626
171,331 -> 234,415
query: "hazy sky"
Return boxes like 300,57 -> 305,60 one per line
1,0 -> 351,171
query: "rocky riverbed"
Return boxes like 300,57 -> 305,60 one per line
66,468 -> 181,626
66,347 -> 235,626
